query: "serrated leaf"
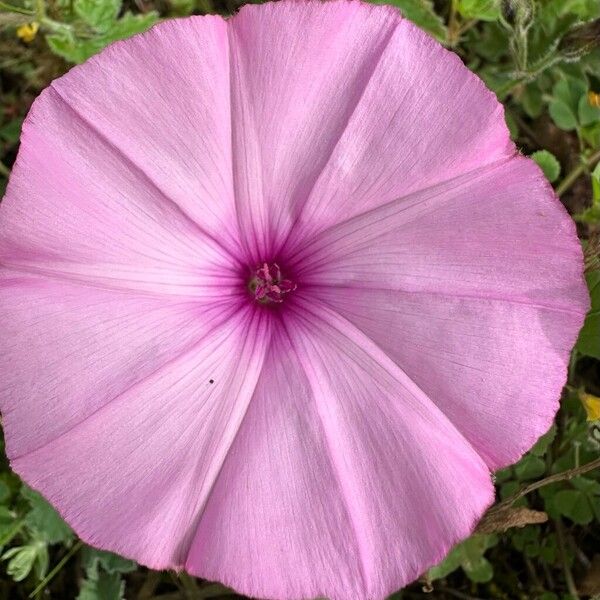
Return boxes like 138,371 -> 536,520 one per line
102,11 -> 159,42
371,0 -> 447,41
78,560 -> 125,600
81,546 -> 136,574
74,0 -> 121,32
532,150 -> 561,183
2,541 -> 47,582
46,11 -> 158,63
2,545 -> 37,582
21,486 -> 73,544
46,33 -> 87,63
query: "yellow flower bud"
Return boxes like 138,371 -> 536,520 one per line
588,91 -> 600,109
579,390 -> 600,422
16,22 -> 39,43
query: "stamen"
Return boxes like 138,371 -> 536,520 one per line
250,262 -> 296,304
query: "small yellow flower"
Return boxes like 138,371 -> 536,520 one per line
589,91 -> 600,109
16,22 -> 39,43
579,389 -> 600,422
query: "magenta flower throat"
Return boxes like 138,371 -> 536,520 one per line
0,2 -> 589,600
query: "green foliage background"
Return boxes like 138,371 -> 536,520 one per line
0,0 -> 599,598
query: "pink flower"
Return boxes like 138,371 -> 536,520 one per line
0,1 -> 589,598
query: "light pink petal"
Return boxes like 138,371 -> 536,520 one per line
9,305 -> 271,569
0,271 -> 243,459
46,16 -> 240,253
292,157 -> 588,469
228,0 -> 512,256
0,17 -> 241,293
185,301 -> 493,600
226,0 -> 401,261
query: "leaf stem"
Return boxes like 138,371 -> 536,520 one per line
556,149 -> 600,197
28,540 -> 83,599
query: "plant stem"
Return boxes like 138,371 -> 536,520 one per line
28,540 -> 83,599
447,0 -> 459,46
0,1 -> 33,15
501,456 -> 600,507
556,149 -> 600,197
555,518 -> 580,600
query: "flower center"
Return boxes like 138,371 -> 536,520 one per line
249,262 -> 296,304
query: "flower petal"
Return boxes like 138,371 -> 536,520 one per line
50,16 -> 240,253
294,157 -> 588,469
184,301 -> 493,600
231,1 -> 512,255
0,17 -> 241,293
0,272 -> 243,459
226,0 -> 401,260
9,304 -> 270,570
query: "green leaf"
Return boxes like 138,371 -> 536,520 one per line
74,0 -> 121,32
549,100 -> 578,130
554,489 -> 594,524
579,93 -> 600,126
81,547 -> 137,574
372,0 -> 447,41
2,541 -> 48,582
0,119 -> 23,144
0,507 -> 24,547
576,272 -> 600,359
514,454 -> 546,480
531,150 -> 561,183
521,83 -> 544,119
169,0 -> 195,15
505,110 -> 519,140
21,486 -> 73,545
428,534 -> 497,582
463,556 -> 494,582
592,161 -> 600,202
102,11 -> 159,43
46,33 -> 87,63
530,424 -> 557,456
539,534 -> 558,563
428,543 -> 464,579
2,545 -> 37,582
558,0 -> 600,18
46,11 -> 158,63
553,78 -> 587,112
456,0 -> 500,21
0,480 -> 11,504
78,560 -> 125,600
